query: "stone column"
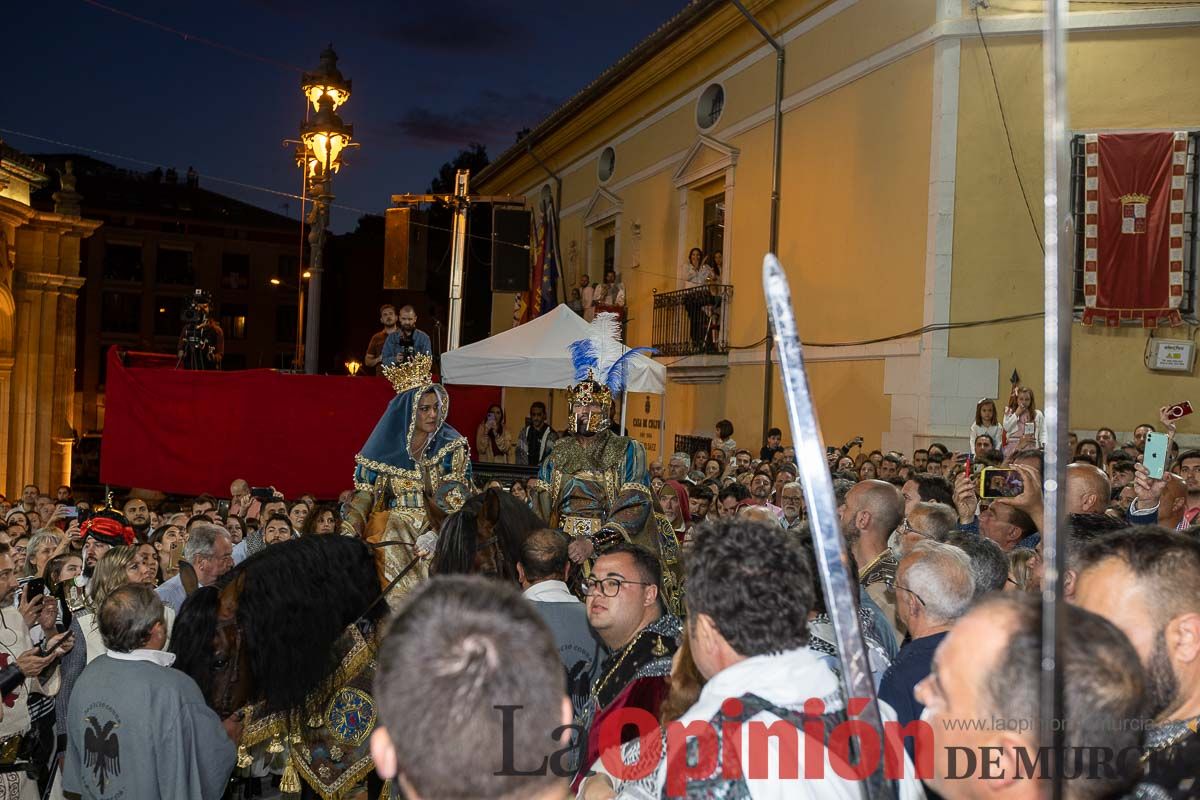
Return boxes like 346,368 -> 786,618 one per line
50,279 -> 84,489
8,271 -> 83,495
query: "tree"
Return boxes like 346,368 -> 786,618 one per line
428,143 -> 490,193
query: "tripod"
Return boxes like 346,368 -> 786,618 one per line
178,323 -> 213,370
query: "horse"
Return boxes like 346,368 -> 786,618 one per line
171,534 -> 389,799
431,487 -> 545,582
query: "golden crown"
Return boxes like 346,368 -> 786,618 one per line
567,373 -> 613,408
381,354 -> 434,394
1120,193 -> 1151,205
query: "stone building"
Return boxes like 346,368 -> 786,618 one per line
0,143 -> 100,498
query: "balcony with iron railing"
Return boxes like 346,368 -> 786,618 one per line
651,284 -> 733,383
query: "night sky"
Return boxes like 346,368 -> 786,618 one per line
4,0 -> 686,231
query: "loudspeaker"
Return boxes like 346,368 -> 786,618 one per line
491,207 -> 532,292
383,207 -> 428,291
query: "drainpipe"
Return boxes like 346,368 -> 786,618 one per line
525,141 -> 566,306
731,0 -> 784,446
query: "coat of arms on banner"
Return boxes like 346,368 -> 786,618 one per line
1120,193 -> 1150,235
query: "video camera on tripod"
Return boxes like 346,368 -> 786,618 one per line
178,289 -> 222,370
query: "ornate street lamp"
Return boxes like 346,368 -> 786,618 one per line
297,45 -> 355,374
301,45 -> 351,112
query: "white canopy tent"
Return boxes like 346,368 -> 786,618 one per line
441,305 -> 666,441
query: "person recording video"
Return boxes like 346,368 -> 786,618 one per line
176,289 -> 224,370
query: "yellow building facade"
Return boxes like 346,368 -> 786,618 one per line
0,146 -> 100,498
474,0 -> 1200,455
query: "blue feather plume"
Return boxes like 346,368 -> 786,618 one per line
568,338 -> 598,382
604,346 -> 656,394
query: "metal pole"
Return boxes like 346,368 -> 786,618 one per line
1040,1 -> 1070,796
304,170 -> 330,374
447,169 -> 470,351
731,0 -> 785,445
296,283 -> 306,370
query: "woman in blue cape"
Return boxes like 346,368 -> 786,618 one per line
353,355 -> 471,532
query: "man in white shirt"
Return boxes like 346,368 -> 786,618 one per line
517,529 -> 605,718
582,519 -> 923,799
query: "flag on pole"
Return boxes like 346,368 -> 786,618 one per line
515,198 -> 559,326
539,198 -> 560,316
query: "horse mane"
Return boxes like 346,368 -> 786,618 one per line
431,488 -> 544,580
170,585 -> 221,699
177,535 -> 384,715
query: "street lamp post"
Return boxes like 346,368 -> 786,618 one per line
298,45 -> 354,374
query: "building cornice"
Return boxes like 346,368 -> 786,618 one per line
485,2 -> 1200,200
13,271 -> 87,292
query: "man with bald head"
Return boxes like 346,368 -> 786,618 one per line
1128,462 -> 1190,530
839,479 -> 904,642
1066,461 -> 1111,515
517,529 -> 605,717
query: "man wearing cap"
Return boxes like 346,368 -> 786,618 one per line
80,508 -> 137,576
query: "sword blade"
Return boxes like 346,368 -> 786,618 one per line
1041,1 -> 1071,797
763,254 -> 892,800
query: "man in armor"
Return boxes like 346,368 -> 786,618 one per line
528,313 -> 681,611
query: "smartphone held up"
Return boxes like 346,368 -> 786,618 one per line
979,467 -> 1024,499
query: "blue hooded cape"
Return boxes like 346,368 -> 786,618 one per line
353,381 -> 471,508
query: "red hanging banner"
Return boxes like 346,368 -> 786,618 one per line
1082,131 -> 1186,328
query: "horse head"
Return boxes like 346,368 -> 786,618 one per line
170,573 -> 252,718
173,536 -> 385,718
210,573 -> 252,717
431,488 -> 543,583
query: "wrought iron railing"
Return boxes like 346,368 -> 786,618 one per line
652,284 -> 733,357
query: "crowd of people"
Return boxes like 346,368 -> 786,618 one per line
1,363 -> 1198,799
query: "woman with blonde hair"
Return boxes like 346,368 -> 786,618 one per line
78,546 -> 174,663
1003,385 -> 1046,456
1007,547 -> 1040,592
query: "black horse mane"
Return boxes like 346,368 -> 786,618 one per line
431,488 -> 543,580
173,535 -> 384,715
170,585 -> 221,701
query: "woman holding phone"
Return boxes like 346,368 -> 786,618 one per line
475,405 -> 514,464
1003,385 -> 1045,456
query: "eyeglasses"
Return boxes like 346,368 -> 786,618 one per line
898,518 -> 932,539
886,579 -> 926,607
582,577 -> 652,598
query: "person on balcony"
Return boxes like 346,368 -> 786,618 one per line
684,247 -> 711,285
594,269 -> 626,321
579,273 -> 596,322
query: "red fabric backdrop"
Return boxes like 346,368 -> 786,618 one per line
1083,131 -> 1186,327
100,348 -> 499,499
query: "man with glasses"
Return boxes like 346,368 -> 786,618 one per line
879,541 -> 974,734
892,500 -> 957,556
778,480 -> 805,530
576,543 -> 681,783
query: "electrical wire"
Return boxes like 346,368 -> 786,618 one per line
78,0 -> 304,73
0,127 -> 372,215
974,6 -> 1045,256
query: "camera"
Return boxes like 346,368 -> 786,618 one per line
181,289 -> 211,324
0,663 -> 22,697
